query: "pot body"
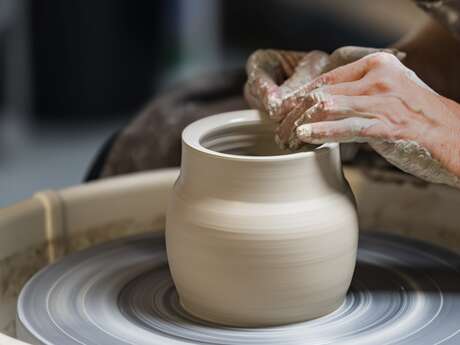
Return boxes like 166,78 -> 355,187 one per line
165,110 -> 358,327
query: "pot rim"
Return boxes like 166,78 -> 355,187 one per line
182,109 -> 338,162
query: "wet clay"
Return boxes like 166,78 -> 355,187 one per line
165,110 -> 359,327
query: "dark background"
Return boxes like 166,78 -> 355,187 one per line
0,0 -> 424,206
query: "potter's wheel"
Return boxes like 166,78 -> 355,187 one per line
17,232 -> 460,345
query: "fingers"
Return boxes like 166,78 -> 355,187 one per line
282,51 -> 330,91
275,91 -> 373,147
274,54 -> 398,135
245,50 -> 308,118
246,50 -> 307,83
271,50 -> 308,78
244,69 -> 280,117
325,46 -> 406,72
303,93 -> 393,123
275,100 -> 315,149
296,118 -> 382,144
305,72 -> 393,98
310,58 -> 371,88
265,51 -> 405,124
270,52 -> 330,121
305,92 -> 391,123
271,60 -> 367,108
245,49 -> 331,120
306,52 -> 405,93
244,82 -> 264,110
245,47 -> 408,129
281,92 -> 402,147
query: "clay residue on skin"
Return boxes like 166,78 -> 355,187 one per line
245,50 -> 330,121
372,139 -> 460,188
293,90 -> 460,188
246,48 -> 407,150
245,47 -> 405,123
281,54 -> 460,189
281,51 -> 331,96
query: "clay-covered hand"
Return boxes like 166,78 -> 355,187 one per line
244,46 -> 405,147
293,52 -> 460,188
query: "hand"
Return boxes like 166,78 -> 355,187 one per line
244,46 -> 405,148
293,52 -> 460,188
244,49 -> 330,121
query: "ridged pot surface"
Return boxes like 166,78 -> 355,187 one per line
165,110 -> 359,327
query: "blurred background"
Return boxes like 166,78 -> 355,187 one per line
0,0 -> 426,207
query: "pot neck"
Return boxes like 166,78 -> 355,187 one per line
176,142 -> 347,202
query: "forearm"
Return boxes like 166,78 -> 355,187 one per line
393,18 -> 460,102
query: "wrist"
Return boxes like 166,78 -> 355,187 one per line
435,96 -> 460,177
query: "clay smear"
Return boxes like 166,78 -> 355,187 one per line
372,140 -> 460,188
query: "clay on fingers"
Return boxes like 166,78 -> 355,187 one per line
297,118 -> 381,144
245,49 -> 330,120
244,47 -> 408,152
272,49 -> 407,149
245,49 -> 309,120
295,52 -> 460,188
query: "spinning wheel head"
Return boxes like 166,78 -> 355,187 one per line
17,232 -> 460,345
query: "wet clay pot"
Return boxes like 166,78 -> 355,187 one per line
165,110 -> 359,327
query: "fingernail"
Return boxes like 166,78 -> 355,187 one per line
297,124 -> 312,139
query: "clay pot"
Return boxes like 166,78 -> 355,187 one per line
165,110 -> 359,327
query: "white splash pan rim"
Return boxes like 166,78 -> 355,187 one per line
182,109 -> 337,162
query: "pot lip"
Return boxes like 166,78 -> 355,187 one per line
182,109 -> 338,162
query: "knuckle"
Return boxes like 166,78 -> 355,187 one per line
360,126 -> 377,138
317,100 -> 332,112
358,126 -> 368,137
387,126 -> 406,140
311,101 -> 335,121
360,121 -> 383,138
331,46 -> 347,58
318,73 -> 334,86
372,77 -> 393,92
332,45 -> 356,58
349,118 -> 365,134
320,99 -> 335,113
